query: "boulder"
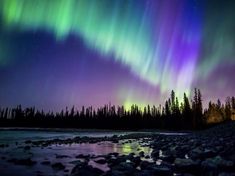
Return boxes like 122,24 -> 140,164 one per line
95,158 -> 106,164
174,158 -> 200,174
201,156 -> 234,172
51,162 -> 65,170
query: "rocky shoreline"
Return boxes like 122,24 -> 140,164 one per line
69,122 -> 235,176
0,122 -> 235,176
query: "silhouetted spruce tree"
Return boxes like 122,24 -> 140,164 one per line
225,97 -> 231,121
231,97 -> 235,110
182,93 -> 191,128
217,99 -> 221,109
165,100 -> 171,117
197,89 -> 203,124
192,88 -> 203,129
170,90 -> 176,115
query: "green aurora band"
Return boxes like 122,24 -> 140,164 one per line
0,0 -> 235,108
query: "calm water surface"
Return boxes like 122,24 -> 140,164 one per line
0,129 -> 186,176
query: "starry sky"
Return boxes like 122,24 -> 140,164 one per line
0,0 -> 235,111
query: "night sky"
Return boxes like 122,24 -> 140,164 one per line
0,0 -> 235,111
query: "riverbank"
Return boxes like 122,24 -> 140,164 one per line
0,122 -> 234,175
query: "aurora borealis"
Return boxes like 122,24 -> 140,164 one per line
0,0 -> 235,111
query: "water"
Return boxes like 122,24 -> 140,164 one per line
0,129 -> 187,176
0,129 -> 153,176
0,129 -> 137,144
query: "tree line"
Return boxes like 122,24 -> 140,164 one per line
0,89 -> 234,130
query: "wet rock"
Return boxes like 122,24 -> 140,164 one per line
109,162 -> 136,175
51,162 -> 65,170
95,158 -> 106,164
132,156 -> 141,167
218,172 -> 235,176
71,161 -> 104,176
56,154 -> 69,158
119,162 -> 135,170
125,153 -> 135,161
25,140 -> 32,144
108,156 -> 126,167
8,158 -> 37,166
36,171 -> 43,175
24,146 -> 31,150
174,158 -> 199,174
188,147 -> 203,159
36,172 -> 44,176
203,149 -> 217,158
104,170 -> 126,176
151,150 -> 159,160
151,165 -> 173,176
140,161 -> 155,170
64,169 -> 69,172
180,145 -> 191,152
109,152 -> 119,157
41,161 -> 50,165
201,156 -> 234,172
227,154 -> 235,163
201,159 -> 218,174
145,155 -> 150,159
160,154 -> 175,163
0,144 -> 9,148
139,151 -> 145,157
75,154 -> 90,159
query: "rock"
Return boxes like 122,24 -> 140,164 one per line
51,162 -> 65,170
64,169 -> 69,172
201,159 -> 218,173
25,140 -> 32,144
132,156 -> 141,167
24,146 -> 31,150
75,154 -> 90,159
203,149 -> 217,158
109,152 -> 119,157
104,170 -> 126,176
151,150 -> 159,160
109,162 -> 136,175
180,145 -> 191,152
188,147 -> 203,159
174,158 -> 199,174
36,172 -> 44,176
190,148 -> 217,160
8,158 -> 37,166
160,154 -> 175,163
41,161 -> 50,165
227,154 -> 235,163
218,172 -> 235,176
70,162 -> 104,176
152,165 -> 173,176
125,153 -> 135,160
0,144 -> 9,148
201,156 -> 234,172
140,161 -> 155,170
139,151 -> 145,157
145,155 -> 150,159
140,161 -> 150,170
95,158 -> 106,164
108,156 -> 126,167
56,154 -> 69,158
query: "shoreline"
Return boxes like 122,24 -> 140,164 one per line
0,122 -> 234,175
